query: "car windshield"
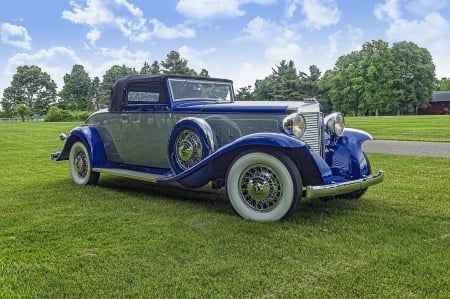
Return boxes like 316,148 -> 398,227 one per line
169,78 -> 234,102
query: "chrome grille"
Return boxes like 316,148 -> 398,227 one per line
301,112 -> 322,156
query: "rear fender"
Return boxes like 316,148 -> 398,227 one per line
325,128 -> 372,180
56,126 -> 107,168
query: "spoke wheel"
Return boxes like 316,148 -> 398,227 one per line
226,151 -> 301,221
69,141 -> 99,185
174,129 -> 203,170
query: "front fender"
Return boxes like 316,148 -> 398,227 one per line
56,125 -> 107,168
325,128 -> 372,180
169,133 -> 322,188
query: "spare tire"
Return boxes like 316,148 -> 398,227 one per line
168,117 -> 215,173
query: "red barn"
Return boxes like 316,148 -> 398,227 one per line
422,91 -> 450,114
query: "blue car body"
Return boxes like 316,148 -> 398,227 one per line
52,74 -> 383,221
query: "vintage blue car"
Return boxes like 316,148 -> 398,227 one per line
52,74 -> 384,221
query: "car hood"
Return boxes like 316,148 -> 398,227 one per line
172,100 -> 320,114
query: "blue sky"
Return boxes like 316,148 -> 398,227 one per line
1,0 -> 450,99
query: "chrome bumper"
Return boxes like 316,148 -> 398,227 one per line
305,171 -> 384,199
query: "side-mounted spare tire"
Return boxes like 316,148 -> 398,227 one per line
168,117 -> 216,173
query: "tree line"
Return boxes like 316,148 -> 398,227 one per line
1,40 -> 449,120
0,50 -> 208,120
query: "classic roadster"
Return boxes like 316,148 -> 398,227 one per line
52,74 -> 384,221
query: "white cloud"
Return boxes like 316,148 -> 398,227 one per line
264,29 -> 303,63
233,16 -> 275,42
148,19 -> 196,40
3,47 -> 86,92
178,45 -> 216,71
235,62 -> 272,88
374,0 -> 450,79
374,0 -> 402,21
91,46 -> 151,78
176,0 -> 276,19
0,23 -> 32,50
406,0 -> 449,16
62,0 -> 194,45
234,17 -> 303,65
287,0 -> 340,29
326,31 -> 340,58
176,0 -> 245,19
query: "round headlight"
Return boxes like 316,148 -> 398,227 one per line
324,112 -> 345,137
282,113 -> 306,138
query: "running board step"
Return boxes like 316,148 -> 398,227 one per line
93,168 -> 170,183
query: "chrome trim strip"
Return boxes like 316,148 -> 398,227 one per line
304,171 -> 384,199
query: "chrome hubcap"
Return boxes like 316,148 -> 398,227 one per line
74,151 -> 88,177
239,164 -> 282,211
175,130 -> 202,170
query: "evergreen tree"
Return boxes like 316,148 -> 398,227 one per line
160,51 -> 192,75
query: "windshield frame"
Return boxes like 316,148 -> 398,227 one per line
168,78 -> 235,102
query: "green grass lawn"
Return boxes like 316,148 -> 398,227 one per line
0,121 -> 449,298
346,115 -> 450,142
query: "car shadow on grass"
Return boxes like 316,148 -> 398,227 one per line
97,175 -> 370,221
48,175 -> 374,222
97,175 -> 234,215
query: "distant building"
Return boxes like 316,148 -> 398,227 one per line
422,91 -> 450,114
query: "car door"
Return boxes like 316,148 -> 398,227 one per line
119,81 -> 174,168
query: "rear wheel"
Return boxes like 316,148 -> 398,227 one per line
226,151 -> 302,221
69,141 -> 99,185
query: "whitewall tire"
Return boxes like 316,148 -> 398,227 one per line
69,141 -> 99,185
226,151 -> 302,221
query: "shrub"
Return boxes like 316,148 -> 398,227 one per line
45,107 -> 74,122
45,107 -> 92,122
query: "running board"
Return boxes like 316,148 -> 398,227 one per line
93,168 -> 170,183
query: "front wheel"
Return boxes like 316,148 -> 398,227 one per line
69,141 -> 99,185
226,151 -> 302,221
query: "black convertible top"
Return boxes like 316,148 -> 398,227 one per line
108,74 -> 233,112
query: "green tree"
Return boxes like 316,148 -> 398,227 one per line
99,65 -> 137,107
271,60 -> 303,100
16,104 -> 32,121
253,78 -> 276,100
1,65 -> 57,116
160,51 -> 193,75
360,40 -> 395,115
326,40 -> 435,115
437,78 -> 450,91
326,50 -> 364,115
299,65 -> 322,98
252,60 -> 324,101
390,41 -> 435,114
89,76 -> 101,111
236,85 -> 253,101
59,64 -> 92,111
140,61 -> 152,74
149,61 -> 161,74
199,69 -> 209,78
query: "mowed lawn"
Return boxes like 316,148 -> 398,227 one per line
346,115 -> 450,142
0,120 -> 449,298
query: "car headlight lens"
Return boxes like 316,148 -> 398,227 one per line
282,113 -> 306,138
324,112 -> 345,137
